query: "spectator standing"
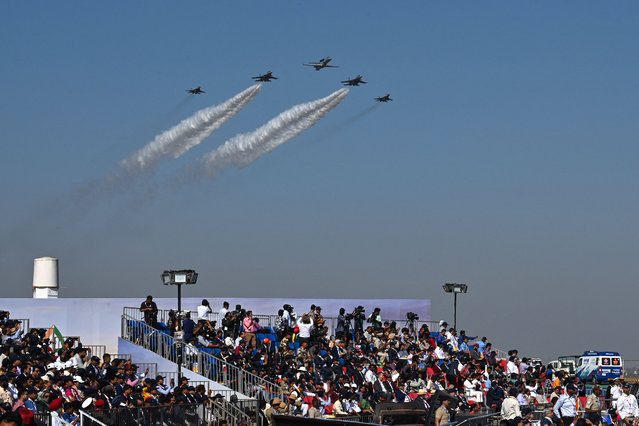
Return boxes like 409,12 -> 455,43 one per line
335,308 -> 347,340
554,384 -> 578,426
197,300 -> 213,323
182,313 -> 196,344
139,296 -> 158,328
609,380 -> 623,409
368,308 -> 382,330
219,301 -> 229,321
585,386 -> 602,425
242,311 -> 260,350
296,314 -> 314,346
616,383 -> 639,425
195,299 -> 214,335
476,337 -> 487,354
275,309 -> 287,340
231,305 -> 245,338
281,305 -> 294,336
502,388 -> 522,426
435,397 -> 451,426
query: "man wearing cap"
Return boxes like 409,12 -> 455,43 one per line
264,397 -> 282,424
616,384 -> 639,425
554,384 -> 578,426
155,375 -> 172,397
585,386 -> 603,425
435,397 -> 452,426
86,356 -> 101,378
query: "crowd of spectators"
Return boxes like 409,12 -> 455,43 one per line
2,298 -> 633,426
0,308 -> 213,426
143,299 -> 637,426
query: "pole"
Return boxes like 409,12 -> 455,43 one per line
177,283 -> 182,379
453,292 -> 458,330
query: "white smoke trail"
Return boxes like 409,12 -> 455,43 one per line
195,88 -> 349,178
121,84 -> 262,172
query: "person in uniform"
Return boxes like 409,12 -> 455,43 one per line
435,397 -> 451,426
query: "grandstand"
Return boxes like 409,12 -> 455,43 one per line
1,298 -> 431,425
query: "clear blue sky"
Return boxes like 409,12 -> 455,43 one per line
1,2 -> 638,360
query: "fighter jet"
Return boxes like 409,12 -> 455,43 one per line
186,86 -> 205,95
375,94 -> 392,102
341,75 -> 367,86
252,71 -> 278,82
303,56 -> 339,71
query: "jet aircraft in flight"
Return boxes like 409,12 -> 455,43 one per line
303,57 -> 339,71
252,71 -> 278,82
186,86 -> 205,94
375,94 -> 392,102
341,75 -> 367,86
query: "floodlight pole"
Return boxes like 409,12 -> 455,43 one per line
162,269 -> 198,382
443,283 -> 468,331
176,282 -> 182,379
453,292 -> 458,331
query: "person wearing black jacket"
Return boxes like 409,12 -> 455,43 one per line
487,381 -> 506,412
86,356 -> 101,379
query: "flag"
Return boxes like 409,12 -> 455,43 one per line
44,325 -> 65,348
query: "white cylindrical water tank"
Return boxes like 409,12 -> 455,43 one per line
33,257 -> 59,298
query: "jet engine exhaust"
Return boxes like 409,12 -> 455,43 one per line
121,84 -> 262,173
194,88 -> 349,178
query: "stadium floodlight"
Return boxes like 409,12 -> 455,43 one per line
442,283 -> 468,330
161,270 -> 198,286
161,269 -> 198,378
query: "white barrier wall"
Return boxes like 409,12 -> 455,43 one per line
2,297 -> 430,354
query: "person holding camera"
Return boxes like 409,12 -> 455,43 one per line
336,308 -> 348,340
230,304 -> 246,339
296,314 -> 313,346
352,306 -> 365,340
367,307 -> 382,331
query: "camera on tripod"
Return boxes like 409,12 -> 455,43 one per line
406,312 -> 419,321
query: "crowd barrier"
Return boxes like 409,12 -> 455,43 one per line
80,402 -> 207,426
121,314 -> 284,402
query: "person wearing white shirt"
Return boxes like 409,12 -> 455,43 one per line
282,307 -> 291,330
296,314 -> 313,344
218,301 -> 229,322
501,388 -> 522,425
434,344 -> 446,360
197,299 -> 213,321
446,329 -> 459,352
507,357 -> 520,376
616,384 -> 639,424
364,367 -> 377,384
553,384 -> 578,425
464,375 -> 484,404
610,381 -> 623,408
